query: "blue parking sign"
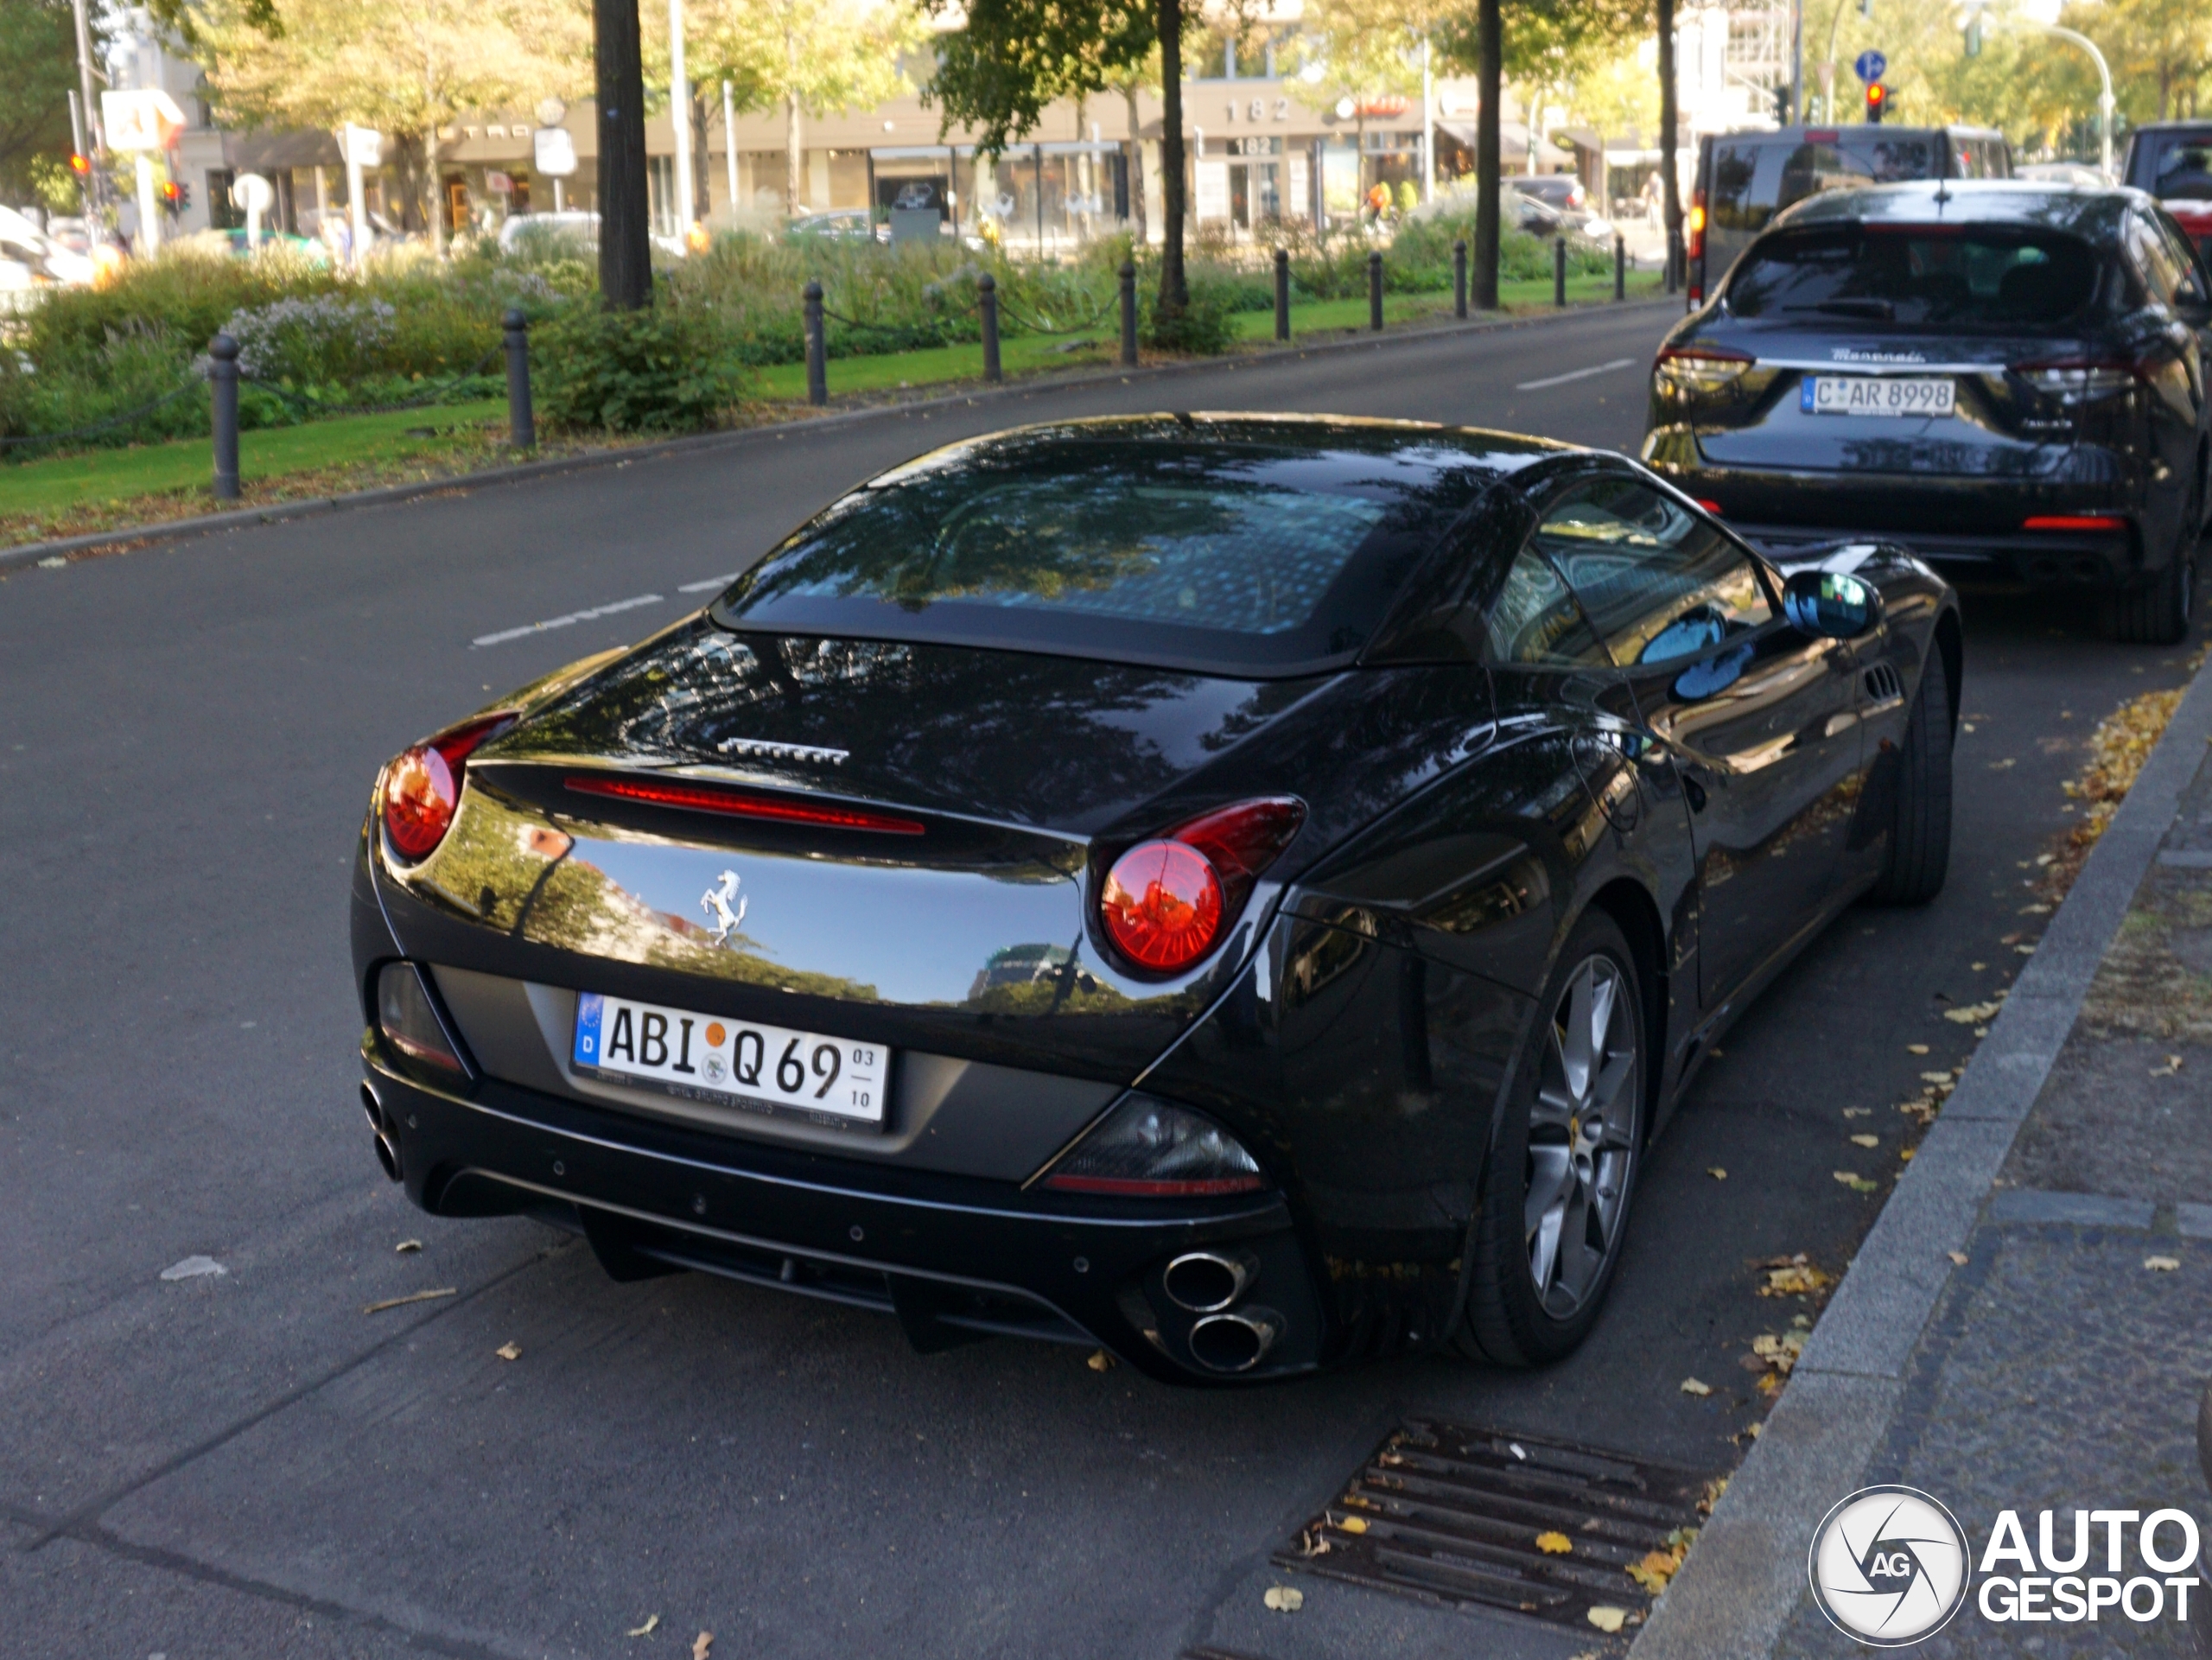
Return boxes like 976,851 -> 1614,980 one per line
1853,50 -> 1887,84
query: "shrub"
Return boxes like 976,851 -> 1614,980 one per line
223,293 -> 397,385
533,302 -> 753,434
1146,265 -> 1240,355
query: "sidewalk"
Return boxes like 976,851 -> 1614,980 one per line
1637,655 -> 2212,1658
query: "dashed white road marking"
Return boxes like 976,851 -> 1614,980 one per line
1515,357 -> 1637,391
472,592 -> 665,648
677,573 -> 738,593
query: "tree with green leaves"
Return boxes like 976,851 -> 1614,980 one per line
682,0 -> 920,218
0,0 -> 83,207
192,0 -> 588,257
924,0 -> 1198,332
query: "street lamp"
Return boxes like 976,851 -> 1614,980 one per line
1965,7 -> 2114,180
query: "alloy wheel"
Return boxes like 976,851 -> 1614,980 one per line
1524,954 -> 1640,1318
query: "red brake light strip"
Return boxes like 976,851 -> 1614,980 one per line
2022,515 -> 2126,532
565,775 -> 925,835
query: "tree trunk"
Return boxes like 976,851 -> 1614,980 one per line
1155,0 -> 1188,320
785,92 -> 803,215
1471,0 -> 1500,308
1125,82 -> 1147,245
691,91 -> 713,221
595,0 -> 653,308
2160,62 -> 2172,123
424,125 -> 447,257
1657,0 -> 1680,274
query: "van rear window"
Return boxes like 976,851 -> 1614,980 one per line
1708,135 -> 1942,236
1726,227 -> 2098,327
2137,133 -> 2212,200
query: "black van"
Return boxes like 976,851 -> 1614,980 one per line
1688,125 -> 2011,306
2123,121 -> 2212,258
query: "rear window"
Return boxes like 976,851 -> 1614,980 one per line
2136,132 -> 2212,200
1708,134 -> 1942,237
712,428 -> 1503,675
1726,226 -> 2099,328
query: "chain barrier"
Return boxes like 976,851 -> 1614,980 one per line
0,378 -> 203,450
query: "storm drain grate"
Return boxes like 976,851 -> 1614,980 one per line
1274,1419 -> 1720,1633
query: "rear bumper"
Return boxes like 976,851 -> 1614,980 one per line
359,1048 -> 1326,1385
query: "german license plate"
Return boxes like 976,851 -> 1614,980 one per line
1801,375 -> 1955,417
572,992 -> 888,1128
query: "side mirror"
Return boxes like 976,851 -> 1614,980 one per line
1783,569 -> 1882,639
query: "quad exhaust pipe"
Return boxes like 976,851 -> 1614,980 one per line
1161,1249 -> 1259,1313
1188,1306 -> 1284,1373
361,1082 -> 402,1183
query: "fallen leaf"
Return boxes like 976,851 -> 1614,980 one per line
1834,1171 -> 1878,1193
1843,1107 -> 1871,1117
1761,1262 -> 1833,1296
1679,1377 -> 1713,1396
1707,1167 -> 1727,1180
2014,944 -> 2036,956
1587,1606 -> 1629,1634
1948,1250 -> 1969,1266
693,1632 -> 713,1660
1944,1001 -> 2003,1025
1850,1133 -> 1879,1148
1899,1148 -> 1915,1162
2145,1256 -> 2181,1272
1920,1071 -> 1955,1084
395,1239 -> 423,1254
1535,1530 -> 1573,1555
1263,1586 -> 1304,1613
2034,852 -> 2055,866
2151,1055 -> 2184,1078
1337,1514 -> 1369,1535
626,1615 -> 659,1638
160,1256 -> 227,1282
1745,1421 -> 1763,1439
495,1341 -> 521,1361
362,1287 -> 457,1315
2020,903 -> 2052,914
1086,1349 -> 1116,1371
1908,1043 -> 1930,1055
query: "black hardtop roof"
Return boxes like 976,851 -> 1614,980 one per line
1770,178 -> 2136,235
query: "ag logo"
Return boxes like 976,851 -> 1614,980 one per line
1808,1485 -> 1971,1646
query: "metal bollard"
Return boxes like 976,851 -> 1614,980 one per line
979,273 -> 1002,383
1614,235 -> 1626,302
208,333 -> 239,500
1273,247 -> 1290,341
503,308 -> 535,448
1119,262 -> 1138,366
1453,239 -> 1468,320
1368,250 -> 1383,332
804,281 -> 827,405
1554,237 -> 1567,308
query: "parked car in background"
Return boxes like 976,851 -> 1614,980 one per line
1688,125 -> 2012,306
2123,121 -> 2212,258
1514,175 -> 1612,239
0,206 -> 95,308
499,211 -> 601,254
2019,162 -> 2110,188
1645,180 -> 2209,644
785,208 -> 887,244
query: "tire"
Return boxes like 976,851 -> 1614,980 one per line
2102,552 -> 2196,646
1866,644 -> 1955,906
1455,910 -> 1646,1368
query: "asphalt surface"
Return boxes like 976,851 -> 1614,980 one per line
2,302 -> 2204,1660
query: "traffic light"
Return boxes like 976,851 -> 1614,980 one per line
1774,84 -> 1792,124
68,152 -> 90,176
1866,81 -> 1888,124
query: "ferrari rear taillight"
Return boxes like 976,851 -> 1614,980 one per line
380,710 -> 517,863
376,961 -> 467,1073
1098,797 -> 1305,976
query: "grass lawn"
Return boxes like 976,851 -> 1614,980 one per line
0,400 -> 516,547
3,269 -> 1667,551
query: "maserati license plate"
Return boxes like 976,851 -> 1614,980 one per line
1802,375 -> 1956,417
572,992 -> 887,1127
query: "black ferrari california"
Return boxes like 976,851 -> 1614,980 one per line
353,416 -> 1961,1384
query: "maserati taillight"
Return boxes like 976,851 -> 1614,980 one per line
379,710 -> 517,863
1655,345 -> 1753,397
1097,796 -> 1305,976
2012,359 -> 2140,404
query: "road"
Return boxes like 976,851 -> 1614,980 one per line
1,302 -> 2202,1660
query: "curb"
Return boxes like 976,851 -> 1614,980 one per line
0,296 -> 1677,576
1631,652 -> 2212,1660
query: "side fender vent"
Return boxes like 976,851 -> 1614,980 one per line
1863,663 -> 1904,707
